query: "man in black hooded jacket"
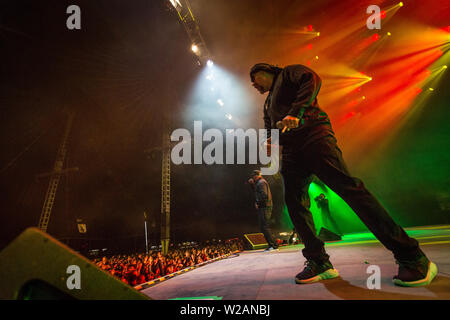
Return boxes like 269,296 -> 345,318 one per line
250,63 -> 437,286
248,170 -> 278,251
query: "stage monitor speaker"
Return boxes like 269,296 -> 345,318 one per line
243,233 -> 268,250
0,227 -> 150,300
318,227 -> 342,241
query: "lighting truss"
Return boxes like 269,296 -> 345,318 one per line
168,0 -> 211,64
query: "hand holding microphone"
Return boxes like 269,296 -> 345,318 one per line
276,115 -> 300,133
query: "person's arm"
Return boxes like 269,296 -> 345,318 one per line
282,66 -> 322,126
248,178 -> 255,190
263,102 -> 272,139
315,200 -> 321,209
255,180 -> 269,208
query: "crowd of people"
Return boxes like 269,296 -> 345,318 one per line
93,240 -> 243,286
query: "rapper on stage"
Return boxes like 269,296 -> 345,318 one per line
248,170 -> 279,252
250,63 -> 437,286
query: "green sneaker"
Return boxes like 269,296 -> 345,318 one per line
295,260 -> 339,284
393,255 -> 438,287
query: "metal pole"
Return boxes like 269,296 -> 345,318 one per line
144,220 -> 149,255
144,211 -> 149,255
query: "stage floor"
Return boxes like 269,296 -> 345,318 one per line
141,225 -> 450,300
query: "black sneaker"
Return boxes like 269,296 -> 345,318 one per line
393,255 -> 438,287
295,260 -> 339,284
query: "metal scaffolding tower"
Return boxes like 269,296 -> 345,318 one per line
145,116 -> 173,255
37,112 -> 78,233
160,122 -> 171,255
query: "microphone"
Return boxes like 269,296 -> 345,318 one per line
276,121 -> 288,133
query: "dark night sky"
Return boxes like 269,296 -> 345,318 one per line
1,0 -> 449,251
0,0 -> 269,249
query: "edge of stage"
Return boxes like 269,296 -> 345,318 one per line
139,225 -> 450,300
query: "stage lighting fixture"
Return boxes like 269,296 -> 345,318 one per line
316,32 -> 320,36
443,65 -> 448,69
387,32 -> 392,36
398,2 -> 403,7
191,44 -> 199,53
225,113 -> 232,120
315,56 -> 319,60
428,88 -> 434,91
362,96 -> 366,100
207,60 -> 214,67
217,99 -> 224,106
169,0 -> 182,9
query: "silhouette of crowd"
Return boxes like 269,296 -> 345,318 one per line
93,240 -> 243,286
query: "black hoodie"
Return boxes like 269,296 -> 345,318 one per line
253,177 -> 272,208
263,64 -> 336,150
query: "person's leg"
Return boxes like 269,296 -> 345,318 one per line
281,166 -> 330,263
306,138 -> 422,261
307,138 -> 438,286
258,207 -> 277,248
265,207 -> 279,248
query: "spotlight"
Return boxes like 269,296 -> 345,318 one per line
225,113 -> 232,120
428,88 -> 434,91
316,32 -> 320,36
217,99 -> 224,106
387,32 -> 392,36
398,2 -> 403,7
315,56 -> 319,60
169,0 -> 182,9
369,77 -> 373,81
207,60 -> 214,67
443,65 -> 448,69
362,96 -> 366,100
191,44 -> 199,53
